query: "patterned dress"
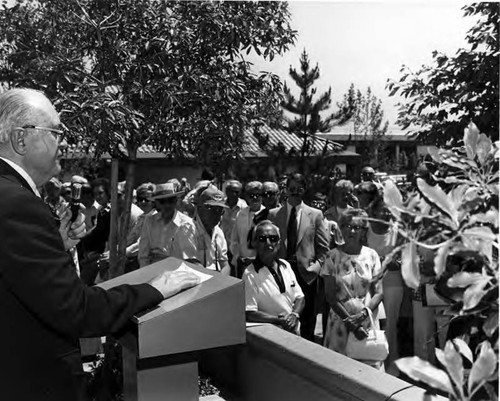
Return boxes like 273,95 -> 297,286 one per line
320,246 -> 382,355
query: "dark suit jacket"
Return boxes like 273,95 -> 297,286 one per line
0,159 -> 163,401
268,203 -> 329,285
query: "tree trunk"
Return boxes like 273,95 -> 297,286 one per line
115,157 -> 136,278
108,158 -> 120,276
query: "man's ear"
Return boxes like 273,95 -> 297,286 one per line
10,128 -> 27,156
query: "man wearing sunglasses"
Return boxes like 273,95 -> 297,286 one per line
243,220 -> 304,334
138,181 -> 196,268
268,173 -> 330,341
229,181 -> 264,277
0,88 -> 200,401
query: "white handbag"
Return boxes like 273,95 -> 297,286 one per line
345,308 -> 389,362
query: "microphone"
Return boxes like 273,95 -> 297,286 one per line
70,183 -> 82,223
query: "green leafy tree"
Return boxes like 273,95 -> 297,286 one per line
337,84 -> 389,169
0,0 -> 296,274
386,3 -> 499,146
282,49 -> 336,157
382,122 -> 498,400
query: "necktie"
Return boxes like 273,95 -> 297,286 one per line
268,263 -> 286,293
286,206 -> 297,260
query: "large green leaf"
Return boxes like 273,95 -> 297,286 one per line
433,239 -> 452,277
447,272 -> 486,288
462,278 -> 490,310
468,341 -> 497,396
395,357 -> 454,394
436,341 -> 464,399
464,122 -> 479,159
416,178 -> 458,227
483,312 -> 499,338
476,133 -> 492,165
451,338 -> 474,364
383,180 -> 403,218
401,242 -> 420,289
462,226 -> 498,242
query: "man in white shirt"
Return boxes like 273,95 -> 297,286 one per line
138,182 -> 197,267
220,179 -> 247,245
268,173 -> 329,341
192,185 -> 231,275
243,220 -> 304,334
230,181 -> 264,276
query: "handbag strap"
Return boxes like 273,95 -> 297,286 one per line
363,306 -> 376,331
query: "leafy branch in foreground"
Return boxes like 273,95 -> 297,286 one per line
382,122 -> 498,400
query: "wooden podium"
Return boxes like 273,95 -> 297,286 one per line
98,257 -> 246,401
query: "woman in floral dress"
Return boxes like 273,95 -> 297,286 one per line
321,209 -> 384,368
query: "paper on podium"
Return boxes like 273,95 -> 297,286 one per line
175,261 -> 212,284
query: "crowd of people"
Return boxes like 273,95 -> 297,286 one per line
0,87 -> 451,401
42,161 -> 450,376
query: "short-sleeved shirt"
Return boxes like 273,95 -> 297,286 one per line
243,258 -> 304,316
192,218 -> 228,271
138,210 -> 197,267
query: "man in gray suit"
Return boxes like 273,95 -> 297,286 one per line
268,173 -> 330,341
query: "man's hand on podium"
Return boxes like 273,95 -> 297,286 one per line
149,270 -> 201,299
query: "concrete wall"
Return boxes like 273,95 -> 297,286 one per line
201,324 -> 446,401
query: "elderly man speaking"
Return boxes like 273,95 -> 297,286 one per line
243,220 -> 305,334
0,88 -> 200,401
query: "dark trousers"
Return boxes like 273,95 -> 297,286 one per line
289,260 -> 317,342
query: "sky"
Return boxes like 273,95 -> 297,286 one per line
247,1 -> 473,132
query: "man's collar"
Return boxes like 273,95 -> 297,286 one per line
287,201 -> 303,211
0,156 -> 40,197
253,256 -> 280,273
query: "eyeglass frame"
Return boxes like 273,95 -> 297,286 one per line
17,125 -> 64,141
261,191 -> 278,198
257,234 -> 280,244
341,223 -> 367,232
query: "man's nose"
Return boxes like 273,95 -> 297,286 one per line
58,138 -> 68,151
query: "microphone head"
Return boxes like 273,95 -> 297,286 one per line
71,182 -> 82,202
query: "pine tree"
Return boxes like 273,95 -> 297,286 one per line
282,49 -> 335,156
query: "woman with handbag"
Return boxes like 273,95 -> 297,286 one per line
321,209 -> 386,369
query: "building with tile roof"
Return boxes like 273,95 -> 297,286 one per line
61,124 -> 362,186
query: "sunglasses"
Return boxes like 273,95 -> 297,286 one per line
137,197 -> 152,203
311,201 -> 326,208
257,235 -> 280,243
262,191 -> 278,198
248,193 -> 261,200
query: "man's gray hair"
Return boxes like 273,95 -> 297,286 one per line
252,219 -> 280,242
0,88 -> 47,143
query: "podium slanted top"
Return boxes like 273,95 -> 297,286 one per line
98,257 -> 246,357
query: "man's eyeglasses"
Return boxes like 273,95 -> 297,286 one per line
18,125 -> 64,141
248,193 -> 261,200
262,191 -> 278,198
341,224 -> 366,231
257,235 -> 280,243
137,197 -> 152,203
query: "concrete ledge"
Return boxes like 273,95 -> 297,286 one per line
240,324 -> 446,401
